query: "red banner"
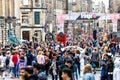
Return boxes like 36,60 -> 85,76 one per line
56,34 -> 66,46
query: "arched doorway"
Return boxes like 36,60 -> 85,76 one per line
22,31 -> 30,41
33,30 -> 43,42
45,32 -> 54,41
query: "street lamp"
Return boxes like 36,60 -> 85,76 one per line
0,16 -> 5,45
6,16 -> 13,29
12,16 -> 17,34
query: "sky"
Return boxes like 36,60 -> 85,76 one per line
92,0 -> 109,12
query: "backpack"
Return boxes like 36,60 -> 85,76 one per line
38,72 -> 47,80
6,56 -> 10,65
74,56 -> 80,64
18,62 -> 26,71
26,53 -> 33,65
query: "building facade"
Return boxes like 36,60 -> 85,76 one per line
20,0 -> 48,42
109,0 -> 120,31
63,0 -> 93,36
46,0 -> 64,33
109,0 -> 120,13
20,0 -> 64,41
92,1 -> 105,13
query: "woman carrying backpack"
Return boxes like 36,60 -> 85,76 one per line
16,54 -> 26,77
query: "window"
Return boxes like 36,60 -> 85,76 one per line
34,12 -> 40,24
35,0 -> 39,3
72,0 -> 76,3
35,0 -> 40,7
23,0 -> 28,5
22,16 -> 29,24
82,4 -> 86,12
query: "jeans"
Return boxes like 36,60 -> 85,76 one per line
40,65 -> 45,72
51,72 -> 57,80
77,63 -> 80,75
32,60 -> 36,66
74,64 -> 79,80
107,74 -> 113,80
12,64 -> 17,77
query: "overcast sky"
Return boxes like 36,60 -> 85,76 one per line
93,0 -> 109,12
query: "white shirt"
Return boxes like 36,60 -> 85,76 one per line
113,57 -> 120,80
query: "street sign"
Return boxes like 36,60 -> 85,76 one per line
81,13 -> 93,19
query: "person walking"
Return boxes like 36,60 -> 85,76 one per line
61,68 -> 73,80
33,63 -> 47,80
16,55 -> 26,77
23,66 -> 38,80
12,50 -> 20,78
0,53 -> 5,77
113,55 -> 120,80
106,55 -> 114,80
82,64 -> 95,80
100,54 -> 108,80
26,49 -> 34,66
49,57 -> 58,80
91,48 -> 99,74
37,51 -> 45,72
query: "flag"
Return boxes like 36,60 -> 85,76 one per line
56,33 -> 66,46
57,14 -> 65,24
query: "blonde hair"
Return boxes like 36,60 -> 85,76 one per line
6,51 -> 11,54
83,64 -> 93,74
38,51 -> 44,55
102,53 -> 107,59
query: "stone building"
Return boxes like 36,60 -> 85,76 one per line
109,0 -> 120,31
20,0 -> 64,41
109,0 -> 120,13
20,0 -> 48,41
63,0 -> 93,36
45,0 -> 64,33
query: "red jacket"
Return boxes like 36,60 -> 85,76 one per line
12,53 -> 19,65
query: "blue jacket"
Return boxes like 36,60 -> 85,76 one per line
82,73 -> 95,80
101,59 -> 107,77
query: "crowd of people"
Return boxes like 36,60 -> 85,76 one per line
0,38 -> 119,80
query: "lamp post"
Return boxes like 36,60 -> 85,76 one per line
6,16 -> 13,29
1,23 -> 4,45
12,16 -> 17,34
93,14 -> 96,29
0,16 -> 5,45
